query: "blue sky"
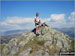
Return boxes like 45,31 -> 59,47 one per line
1,1 -> 74,21
0,1 -> 75,32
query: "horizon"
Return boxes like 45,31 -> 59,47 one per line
0,1 -> 75,32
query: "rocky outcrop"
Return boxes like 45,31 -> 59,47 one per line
1,23 -> 74,56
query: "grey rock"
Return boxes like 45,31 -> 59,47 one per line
44,49 -> 49,56
44,41 -> 51,47
2,23 -> 73,56
33,49 -> 44,56
10,46 -> 19,55
18,39 -> 28,47
18,48 -> 32,56
44,52 -> 49,56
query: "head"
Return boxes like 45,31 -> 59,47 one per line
36,12 -> 39,17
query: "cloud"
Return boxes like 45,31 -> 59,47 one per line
68,12 -> 75,22
0,22 -> 23,32
66,12 -> 75,28
0,17 -> 35,32
44,12 -> 75,28
50,14 -> 65,21
45,14 -> 66,28
6,17 -> 33,24
0,12 -> 75,32
41,18 -> 51,23
42,14 -> 65,23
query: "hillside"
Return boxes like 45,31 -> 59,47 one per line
0,23 -> 74,56
0,29 -> 29,44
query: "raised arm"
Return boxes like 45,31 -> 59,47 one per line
34,18 -> 36,23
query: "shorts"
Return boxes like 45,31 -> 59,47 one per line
35,22 -> 40,26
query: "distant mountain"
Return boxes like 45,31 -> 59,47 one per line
0,33 -> 22,44
54,27 -> 75,38
0,29 -> 29,44
4,29 -> 29,35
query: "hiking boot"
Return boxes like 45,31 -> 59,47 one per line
36,33 -> 40,36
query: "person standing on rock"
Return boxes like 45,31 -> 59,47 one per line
34,12 -> 42,35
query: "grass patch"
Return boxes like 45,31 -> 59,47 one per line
33,36 -> 45,46
0,44 -> 6,53
37,40 -> 45,46
14,36 -> 46,55
24,36 -> 45,49
49,46 -> 56,54
17,36 -> 45,54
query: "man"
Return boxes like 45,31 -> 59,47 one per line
34,12 -> 42,35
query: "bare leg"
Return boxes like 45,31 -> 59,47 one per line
36,25 -> 39,34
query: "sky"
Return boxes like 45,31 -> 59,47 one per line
0,1 -> 75,32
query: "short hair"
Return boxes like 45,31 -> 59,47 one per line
36,12 -> 39,16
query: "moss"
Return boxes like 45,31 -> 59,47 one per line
0,44 -> 6,53
30,50 -> 33,54
33,36 -> 45,46
37,40 -> 45,46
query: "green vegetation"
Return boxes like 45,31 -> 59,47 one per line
30,50 -> 33,54
14,36 -> 45,56
37,40 -> 45,46
48,43 -> 60,55
23,36 -> 45,50
16,35 -> 26,43
69,38 -> 75,52
48,44 -> 56,54
0,44 -> 6,53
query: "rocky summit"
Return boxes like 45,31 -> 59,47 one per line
0,23 -> 74,56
